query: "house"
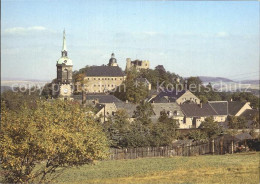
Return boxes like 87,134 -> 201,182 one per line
114,102 -> 137,122
95,103 -> 117,123
180,101 -> 254,129
180,103 -> 218,128
149,90 -> 200,105
208,101 -> 253,122
151,103 -> 184,127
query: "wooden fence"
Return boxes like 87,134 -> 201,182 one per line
110,137 -> 252,160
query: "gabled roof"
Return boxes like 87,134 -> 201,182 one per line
228,101 -> 248,115
151,103 -> 184,122
240,109 -> 258,120
208,101 -> 249,116
152,103 -> 183,116
180,103 -> 218,117
86,94 -> 122,104
208,101 -> 228,115
234,132 -> 253,141
114,102 -> 137,117
86,66 -> 125,77
151,90 -> 187,103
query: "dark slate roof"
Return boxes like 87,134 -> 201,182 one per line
208,101 -> 249,116
180,103 -> 218,117
208,101 -> 228,115
114,102 -> 137,117
86,94 -> 122,104
151,90 -> 186,103
240,109 -> 258,120
234,132 -> 253,141
228,101 -> 247,116
95,103 -> 105,112
86,66 -> 125,77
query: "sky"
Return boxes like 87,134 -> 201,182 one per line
1,0 -> 259,81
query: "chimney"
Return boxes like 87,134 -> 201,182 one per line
82,91 -> 86,104
200,103 -> 202,108
126,100 -> 128,103
94,98 -> 99,105
230,98 -> 233,102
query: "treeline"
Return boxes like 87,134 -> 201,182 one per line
103,102 -> 179,148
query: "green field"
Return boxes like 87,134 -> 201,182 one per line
36,152 -> 259,184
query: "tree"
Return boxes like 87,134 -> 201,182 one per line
104,109 -> 131,148
150,110 -> 179,146
133,101 -> 154,125
0,100 -> 108,183
114,70 -> 149,103
199,117 -> 223,139
227,115 -> 247,129
188,130 -> 207,141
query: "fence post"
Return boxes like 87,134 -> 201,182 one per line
212,139 -> 215,155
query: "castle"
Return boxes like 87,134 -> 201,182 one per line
54,31 -> 150,98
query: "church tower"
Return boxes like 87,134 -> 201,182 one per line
56,30 -> 73,99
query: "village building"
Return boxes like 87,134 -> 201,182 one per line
151,103 -> 184,125
149,90 -> 200,104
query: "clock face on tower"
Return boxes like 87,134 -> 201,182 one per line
63,88 -> 68,94
60,84 -> 71,96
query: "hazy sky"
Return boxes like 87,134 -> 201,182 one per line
1,0 -> 259,81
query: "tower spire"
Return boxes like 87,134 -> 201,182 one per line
61,29 -> 67,57
62,29 -> 67,51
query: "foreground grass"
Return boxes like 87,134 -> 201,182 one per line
42,152 -> 259,184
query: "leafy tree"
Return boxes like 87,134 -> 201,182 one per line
104,109 -> 131,148
0,100 -> 108,183
1,88 -> 41,112
133,101 -> 154,125
150,111 -> 179,146
114,70 -> 149,103
199,117 -> 223,139
188,130 -> 207,141
123,121 -> 151,148
227,115 -> 247,129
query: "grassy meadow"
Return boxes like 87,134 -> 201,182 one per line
37,152 -> 260,184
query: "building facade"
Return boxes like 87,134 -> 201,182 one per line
126,58 -> 150,71
83,54 -> 126,93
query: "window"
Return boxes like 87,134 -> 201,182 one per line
105,78 -> 107,80
111,85 -> 113,87
115,78 -> 117,80
108,85 -> 110,87
94,78 -> 96,80
98,78 -> 100,80
112,78 -> 113,80
108,78 -> 110,80
88,78 -> 90,80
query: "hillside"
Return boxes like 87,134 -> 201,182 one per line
1,86 -> 12,93
198,76 -> 234,83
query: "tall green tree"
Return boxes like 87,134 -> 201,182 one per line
133,101 -> 154,125
199,117 -> 223,139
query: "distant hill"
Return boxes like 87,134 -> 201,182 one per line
198,76 -> 234,83
1,86 -> 12,93
238,80 -> 259,85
